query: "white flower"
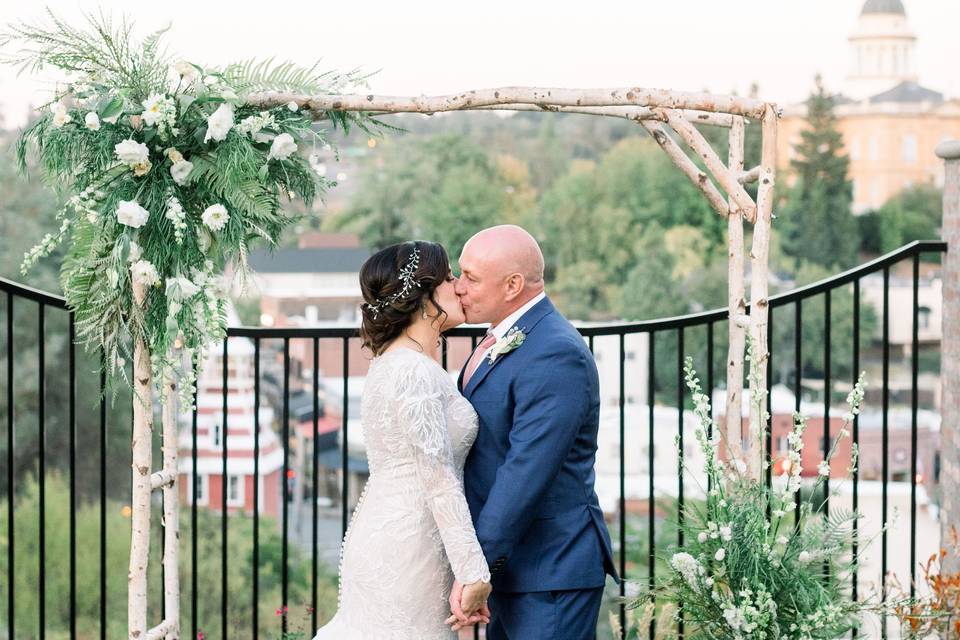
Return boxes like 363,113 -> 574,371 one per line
204,103 -> 234,143
777,536 -> 789,545
103,114 -> 119,125
141,93 -> 166,127
798,551 -> 811,563
723,607 -> 745,631
173,60 -> 199,84
705,577 -> 714,588
773,509 -> 785,518
128,241 -> 141,262
170,160 -> 194,185
698,532 -> 708,544
268,132 -> 298,160
719,525 -> 732,542
84,112 -> 101,131
818,461 -> 831,477
166,275 -> 201,300
287,100 -> 299,112
130,259 -> 160,288
115,139 -> 150,166
50,102 -> 71,127
714,548 -> 726,562
669,552 -> 704,589
116,200 -> 150,228
487,327 -> 526,364
201,204 -> 230,231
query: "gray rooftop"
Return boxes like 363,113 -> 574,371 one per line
869,81 -> 943,105
861,0 -> 905,15
248,247 -> 372,273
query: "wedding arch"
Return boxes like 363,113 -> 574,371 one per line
3,16 -> 778,635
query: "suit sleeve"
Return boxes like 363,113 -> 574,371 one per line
472,341 -> 593,571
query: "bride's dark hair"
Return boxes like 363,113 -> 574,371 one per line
359,241 -> 451,356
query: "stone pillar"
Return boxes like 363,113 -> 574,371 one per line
937,140 -> 960,572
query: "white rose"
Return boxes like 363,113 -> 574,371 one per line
201,204 -> 230,231
714,548 -> 726,562
170,160 -> 194,185
268,132 -> 298,160
697,532 -> 708,544
128,240 -> 142,262
287,101 -> 299,112
130,259 -> 160,288
116,200 -> 150,228
51,103 -> 72,128
115,139 -> 150,166
84,112 -> 101,131
173,60 -> 199,84
204,103 -> 234,143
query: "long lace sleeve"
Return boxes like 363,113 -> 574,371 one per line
395,359 -> 491,585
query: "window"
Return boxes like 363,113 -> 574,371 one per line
777,436 -> 788,454
869,137 -> 880,161
227,475 -> 244,507
918,306 -> 932,330
849,138 -> 861,161
902,134 -> 918,164
191,474 -> 207,505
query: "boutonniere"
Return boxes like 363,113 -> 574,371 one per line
487,326 -> 526,364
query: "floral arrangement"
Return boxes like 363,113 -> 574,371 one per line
1,11 -> 382,401
629,355 -> 875,639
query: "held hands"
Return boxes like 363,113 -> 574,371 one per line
445,579 -> 492,631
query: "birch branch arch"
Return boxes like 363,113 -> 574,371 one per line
252,86 -> 777,478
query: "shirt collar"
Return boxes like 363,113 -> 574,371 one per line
490,292 -> 546,340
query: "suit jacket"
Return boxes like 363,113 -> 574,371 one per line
459,296 -> 618,593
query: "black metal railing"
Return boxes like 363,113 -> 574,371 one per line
0,239 -> 948,639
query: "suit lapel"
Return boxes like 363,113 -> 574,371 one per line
464,296 -> 556,397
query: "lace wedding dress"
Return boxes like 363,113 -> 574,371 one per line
313,347 -> 491,640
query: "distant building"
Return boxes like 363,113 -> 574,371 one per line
177,333 -> 285,518
777,0 -> 960,213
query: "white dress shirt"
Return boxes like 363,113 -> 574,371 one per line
477,291 -> 546,363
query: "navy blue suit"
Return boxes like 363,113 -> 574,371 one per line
460,296 -> 618,639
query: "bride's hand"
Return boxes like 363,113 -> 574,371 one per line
445,579 -> 491,630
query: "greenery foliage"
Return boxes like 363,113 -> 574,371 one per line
2,11 -> 378,399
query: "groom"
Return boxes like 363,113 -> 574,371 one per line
451,225 -> 618,639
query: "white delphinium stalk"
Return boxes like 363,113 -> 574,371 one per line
669,552 -> 704,590
165,197 -> 188,244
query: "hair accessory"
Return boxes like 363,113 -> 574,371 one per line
364,246 -> 421,318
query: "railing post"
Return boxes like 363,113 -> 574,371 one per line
937,139 -> 960,573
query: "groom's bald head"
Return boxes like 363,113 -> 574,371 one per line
455,225 -> 545,325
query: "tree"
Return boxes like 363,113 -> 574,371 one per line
780,76 -> 859,270
330,135 -> 507,258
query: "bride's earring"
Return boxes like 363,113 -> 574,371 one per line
421,304 -> 429,320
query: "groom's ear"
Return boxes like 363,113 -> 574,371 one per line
503,273 -> 525,301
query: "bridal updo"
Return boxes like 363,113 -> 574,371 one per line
359,241 -> 451,356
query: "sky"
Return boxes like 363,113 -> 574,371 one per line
0,0 -> 957,128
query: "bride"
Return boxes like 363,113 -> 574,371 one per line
314,241 -> 492,639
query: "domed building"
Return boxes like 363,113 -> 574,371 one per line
777,0 -> 960,213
